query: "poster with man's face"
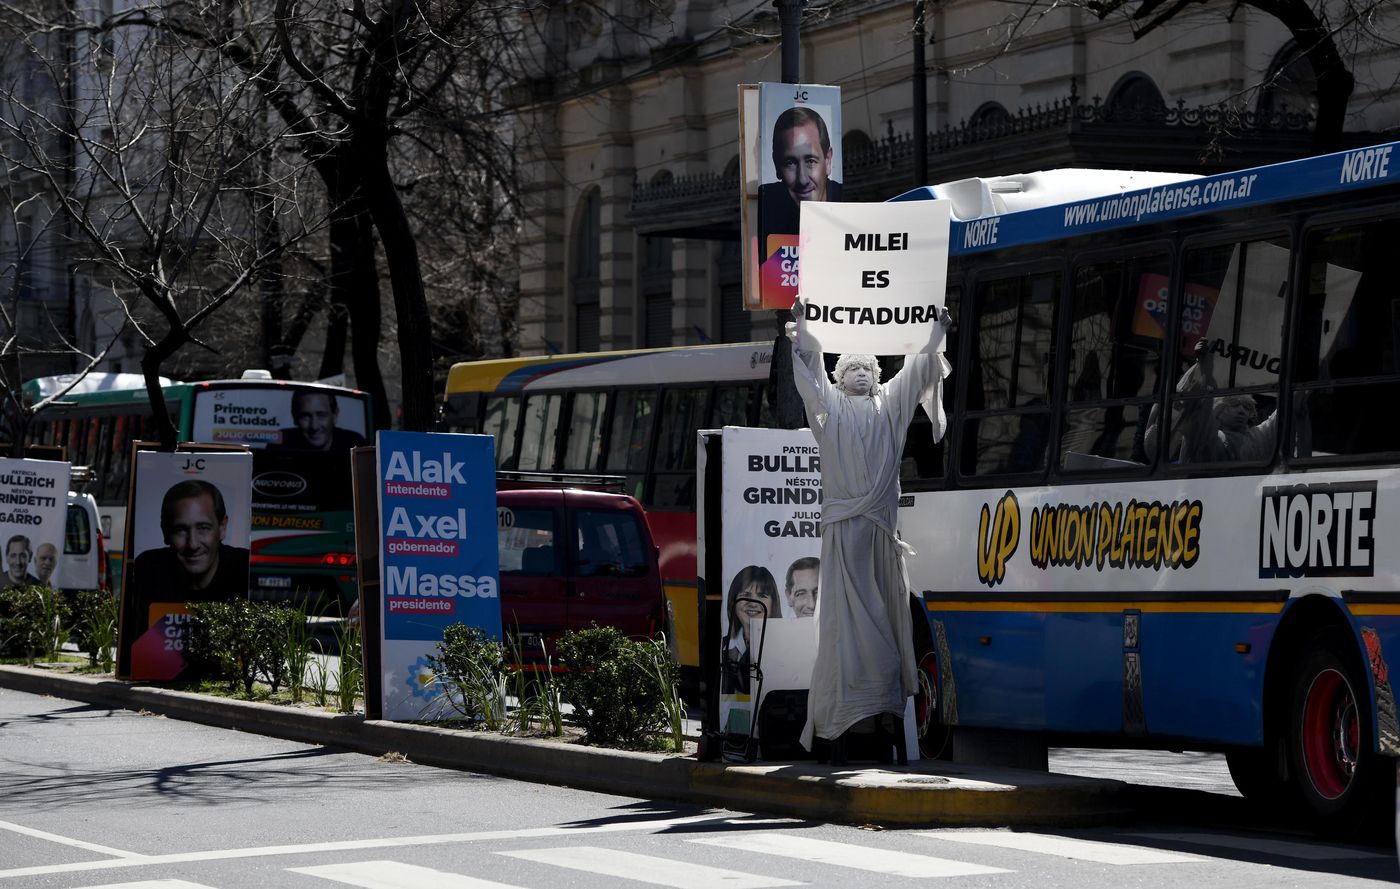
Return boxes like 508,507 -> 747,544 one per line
191,387 -> 370,452
754,82 -> 842,311
0,458 -> 70,591
118,448 -> 253,680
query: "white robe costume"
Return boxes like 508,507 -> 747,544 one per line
792,347 -> 949,748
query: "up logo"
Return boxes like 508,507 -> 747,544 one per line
976,490 -> 1021,588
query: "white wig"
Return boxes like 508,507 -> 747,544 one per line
831,354 -> 880,390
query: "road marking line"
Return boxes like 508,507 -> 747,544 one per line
923,830 -> 1203,865
689,834 -> 1008,878
291,860 -> 526,889
78,882 -> 214,888
1129,832 -> 1388,861
0,820 -> 144,859
0,812 -> 744,881
499,846 -> 801,888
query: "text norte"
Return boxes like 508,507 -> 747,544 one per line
1259,481 -> 1376,578
976,491 -> 1203,587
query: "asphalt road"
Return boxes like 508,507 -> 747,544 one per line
0,687 -> 1394,889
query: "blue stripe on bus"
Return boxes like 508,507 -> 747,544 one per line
891,141 -> 1399,256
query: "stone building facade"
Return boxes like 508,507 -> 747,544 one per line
514,0 -> 1397,357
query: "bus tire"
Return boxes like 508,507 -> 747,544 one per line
912,617 -> 951,760
1287,627 -> 1387,836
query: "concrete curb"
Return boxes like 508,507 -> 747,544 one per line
0,664 -> 1130,828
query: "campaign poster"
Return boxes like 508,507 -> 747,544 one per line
1132,273 -> 1221,358
756,82 -> 842,310
190,385 -> 370,451
0,458 -> 70,591
797,199 -> 952,355
718,427 -> 821,748
376,431 -> 500,722
118,448 -> 253,681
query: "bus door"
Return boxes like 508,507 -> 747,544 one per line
496,491 -> 566,664
566,493 -> 664,641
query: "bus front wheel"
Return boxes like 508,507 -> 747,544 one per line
914,648 -> 951,760
1288,628 -> 1387,835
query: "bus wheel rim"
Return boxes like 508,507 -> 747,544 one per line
914,651 -> 938,742
1301,667 -> 1359,801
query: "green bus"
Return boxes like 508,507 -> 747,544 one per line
23,372 -> 372,612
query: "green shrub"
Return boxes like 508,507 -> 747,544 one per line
557,626 -> 676,749
71,590 -> 118,671
0,584 -> 71,663
186,600 -> 302,695
332,616 -> 362,714
427,624 -> 505,727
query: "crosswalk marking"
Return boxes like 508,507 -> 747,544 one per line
0,812 -> 741,881
499,846 -> 802,888
80,882 -> 214,889
0,819 -> 144,858
923,830 -> 1202,865
290,860 -> 526,889
689,834 -> 1008,879
1129,832 -> 1390,861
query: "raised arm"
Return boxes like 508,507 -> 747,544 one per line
787,297 -> 837,431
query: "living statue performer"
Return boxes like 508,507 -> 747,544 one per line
787,296 -> 951,764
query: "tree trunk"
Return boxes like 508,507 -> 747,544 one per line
357,143 -> 435,432
346,214 -> 391,432
142,326 -> 190,450
1247,0 -> 1354,150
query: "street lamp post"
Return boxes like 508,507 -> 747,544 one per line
767,0 -> 806,430
913,0 -> 928,187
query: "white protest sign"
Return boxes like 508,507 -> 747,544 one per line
797,200 -> 952,355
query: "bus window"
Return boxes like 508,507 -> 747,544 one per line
518,393 -> 563,471
561,391 -> 608,471
712,385 -> 755,428
482,397 -> 520,469
901,285 -> 960,483
1291,218 -> 1400,460
1164,237 -> 1288,465
604,389 -> 656,499
961,271 -> 1060,476
651,388 -> 710,507
1060,254 -> 1168,471
107,415 -> 133,503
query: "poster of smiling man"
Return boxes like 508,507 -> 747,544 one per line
118,447 -> 253,680
0,458 -> 70,591
753,83 -> 842,311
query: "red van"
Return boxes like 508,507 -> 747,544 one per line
496,485 -> 666,666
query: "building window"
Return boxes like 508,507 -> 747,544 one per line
572,189 -> 601,352
717,240 -> 750,343
1258,40 -> 1318,125
640,172 -> 673,349
1105,74 -> 1166,121
968,102 -> 1011,130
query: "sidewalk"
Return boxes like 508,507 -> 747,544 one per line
0,664 -> 1129,829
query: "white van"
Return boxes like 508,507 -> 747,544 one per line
53,491 -> 108,596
